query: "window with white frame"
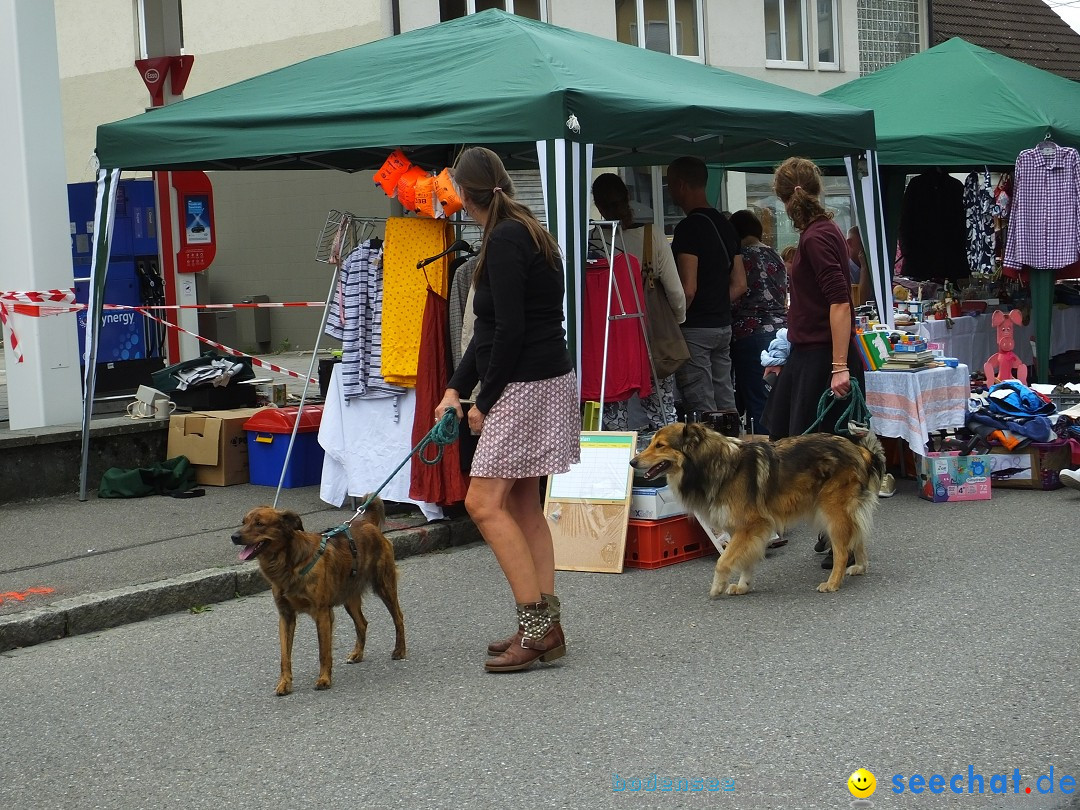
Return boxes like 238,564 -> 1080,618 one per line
764,0 -> 808,68
615,0 -> 704,62
440,0 -> 546,21
816,0 -> 840,69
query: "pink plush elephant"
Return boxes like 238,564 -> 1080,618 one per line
983,309 -> 1027,385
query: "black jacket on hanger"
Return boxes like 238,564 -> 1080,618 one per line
899,169 -> 968,282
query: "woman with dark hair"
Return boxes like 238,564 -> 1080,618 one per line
435,146 -> 580,673
728,209 -> 787,434
590,172 -> 685,430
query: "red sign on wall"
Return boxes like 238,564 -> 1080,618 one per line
135,57 -> 172,106
173,171 -> 216,273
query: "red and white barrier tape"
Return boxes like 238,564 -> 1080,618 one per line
0,291 -> 325,365
0,289 -> 78,363
135,307 -> 317,383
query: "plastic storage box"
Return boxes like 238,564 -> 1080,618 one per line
624,514 -> 714,569
243,406 -> 324,488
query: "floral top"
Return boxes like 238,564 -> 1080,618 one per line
732,243 -> 788,340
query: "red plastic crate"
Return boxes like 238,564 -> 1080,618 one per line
624,515 -> 715,569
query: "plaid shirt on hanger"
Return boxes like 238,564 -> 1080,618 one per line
1004,145 -> 1080,271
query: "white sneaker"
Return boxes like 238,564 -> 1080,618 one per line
878,473 -> 897,498
1060,469 -> 1080,491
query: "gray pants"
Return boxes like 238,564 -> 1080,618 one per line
601,374 -> 677,432
674,326 -> 736,414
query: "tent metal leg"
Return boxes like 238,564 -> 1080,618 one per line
1030,270 -> 1053,384
271,262 -> 339,509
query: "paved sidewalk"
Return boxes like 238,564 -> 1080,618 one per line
0,348 -> 481,651
0,483 -> 479,651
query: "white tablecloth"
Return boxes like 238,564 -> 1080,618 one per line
318,368 -> 444,521
917,307 -> 1080,373
865,364 -> 970,453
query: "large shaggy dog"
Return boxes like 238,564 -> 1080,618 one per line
630,424 -> 885,597
231,497 -> 406,695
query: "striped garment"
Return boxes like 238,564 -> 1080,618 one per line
325,241 -> 405,401
1004,145 -> 1080,271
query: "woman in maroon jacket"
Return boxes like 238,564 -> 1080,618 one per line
763,157 -> 869,565
762,157 -> 864,440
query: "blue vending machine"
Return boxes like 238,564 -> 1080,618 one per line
69,179 -> 166,393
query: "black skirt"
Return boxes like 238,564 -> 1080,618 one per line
762,339 -> 866,440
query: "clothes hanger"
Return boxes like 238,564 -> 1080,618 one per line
1038,132 -> 1058,157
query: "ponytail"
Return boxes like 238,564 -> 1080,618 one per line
773,157 -> 834,231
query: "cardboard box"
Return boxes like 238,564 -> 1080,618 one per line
167,407 -> 266,486
989,440 -> 1071,490
630,485 -> 686,520
916,452 -> 992,502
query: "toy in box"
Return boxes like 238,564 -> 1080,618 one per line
893,335 -> 928,353
894,300 -> 927,322
988,440 -> 1071,490
917,452 -> 992,502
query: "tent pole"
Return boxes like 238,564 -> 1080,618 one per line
1030,270 -> 1053,383
271,249 -> 345,509
845,152 -> 893,328
79,168 -> 121,501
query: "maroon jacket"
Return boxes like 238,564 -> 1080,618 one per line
787,218 -> 854,346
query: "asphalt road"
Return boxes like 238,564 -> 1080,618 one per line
2,480 -> 1079,809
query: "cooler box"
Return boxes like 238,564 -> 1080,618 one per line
243,406 -> 324,488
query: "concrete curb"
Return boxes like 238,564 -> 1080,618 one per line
0,516 -> 482,653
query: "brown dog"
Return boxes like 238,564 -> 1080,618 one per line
231,496 -> 406,695
630,423 -> 885,597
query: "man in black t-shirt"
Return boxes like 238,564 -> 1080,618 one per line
666,156 -> 747,416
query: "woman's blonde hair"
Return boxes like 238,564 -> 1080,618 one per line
451,146 -> 561,280
772,157 -> 834,232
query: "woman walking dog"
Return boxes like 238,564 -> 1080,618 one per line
436,147 -> 581,673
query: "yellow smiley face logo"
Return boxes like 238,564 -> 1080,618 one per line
847,768 -> 876,798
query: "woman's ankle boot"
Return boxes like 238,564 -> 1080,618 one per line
484,600 -> 566,672
487,593 -> 561,655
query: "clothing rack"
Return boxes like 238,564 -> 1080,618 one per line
588,220 -> 663,431
273,210 -> 480,507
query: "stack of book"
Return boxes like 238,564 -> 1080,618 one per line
879,350 -> 935,371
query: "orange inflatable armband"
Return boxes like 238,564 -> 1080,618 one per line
374,149 -> 412,197
413,174 -> 440,219
434,167 -> 464,217
395,165 -> 429,212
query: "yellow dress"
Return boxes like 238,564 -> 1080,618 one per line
380,217 -> 452,387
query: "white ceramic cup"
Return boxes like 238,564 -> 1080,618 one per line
155,399 -> 177,419
126,400 -> 153,419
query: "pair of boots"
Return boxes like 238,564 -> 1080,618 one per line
485,594 -> 565,673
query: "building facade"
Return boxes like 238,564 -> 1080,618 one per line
53,0 -> 925,351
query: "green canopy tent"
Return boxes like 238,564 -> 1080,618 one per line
823,37 -> 1080,382
83,9 -> 879,497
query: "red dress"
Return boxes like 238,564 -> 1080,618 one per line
579,253 -> 653,402
409,287 -> 469,505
